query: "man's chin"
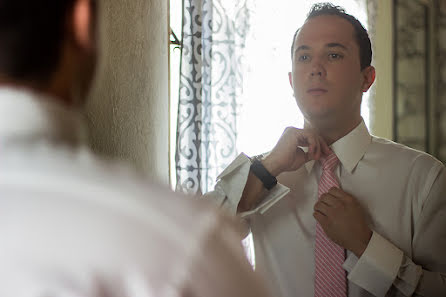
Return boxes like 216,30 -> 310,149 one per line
302,108 -> 333,121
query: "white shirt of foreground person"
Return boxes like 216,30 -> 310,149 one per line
206,120 -> 446,297
0,87 -> 271,297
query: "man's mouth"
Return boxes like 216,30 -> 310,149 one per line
307,88 -> 328,95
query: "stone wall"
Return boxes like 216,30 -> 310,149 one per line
394,0 -> 446,163
394,0 -> 428,152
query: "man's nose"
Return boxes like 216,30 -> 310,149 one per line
310,61 -> 326,77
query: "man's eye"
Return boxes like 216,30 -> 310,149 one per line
328,53 -> 343,59
298,55 -> 309,62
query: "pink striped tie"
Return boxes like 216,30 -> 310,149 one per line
314,150 -> 347,297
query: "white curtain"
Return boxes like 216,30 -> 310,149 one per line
175,0 -> 252,194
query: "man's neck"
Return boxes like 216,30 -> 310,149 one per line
304,117 -> 362,146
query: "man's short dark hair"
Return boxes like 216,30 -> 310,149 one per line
0,0 -> 77,83
290,2 -> 372,70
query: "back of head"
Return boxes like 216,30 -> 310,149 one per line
291,2 -> 372,70
0,0 -> 76,84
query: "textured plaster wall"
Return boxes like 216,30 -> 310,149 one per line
85,0 -> 169,185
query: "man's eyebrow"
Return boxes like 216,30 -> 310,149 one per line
295,45 -> 310,52
295,43 -> 348,53
326,43 -> 348,50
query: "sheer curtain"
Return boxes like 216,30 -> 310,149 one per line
175,0 -> 252,194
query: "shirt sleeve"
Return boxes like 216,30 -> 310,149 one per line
183,211 -> 272,297
203,153 -> 290,217
346,165 -> 446,297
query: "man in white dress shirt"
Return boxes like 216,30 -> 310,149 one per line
0,0 -> 270,296
206,3 -> 446,297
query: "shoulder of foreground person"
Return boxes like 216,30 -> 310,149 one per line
0,145 -> 271,297
10,143 -> 248,235
2,141 -> 248,228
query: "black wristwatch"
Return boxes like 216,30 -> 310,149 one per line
250,156 -> 277,190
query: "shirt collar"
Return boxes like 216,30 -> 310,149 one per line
305,120 -> 371,174
0,86 -> 86,147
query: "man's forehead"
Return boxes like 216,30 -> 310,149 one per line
294,15 -> 356,49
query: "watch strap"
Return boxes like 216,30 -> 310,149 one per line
250,157 -> 277,190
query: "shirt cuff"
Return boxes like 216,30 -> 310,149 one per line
347,231 -> 404,297
216,153 -> 252,215
393,256 -> 422,296
240,183 -> 290,218
342,252 -> 358,273
216,153 -> 290,217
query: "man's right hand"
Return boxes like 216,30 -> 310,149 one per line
238,127 -> 330,213
262,127 -> 331,177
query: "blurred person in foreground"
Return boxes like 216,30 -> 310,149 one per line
0,0 -> 270,296
205,3 -> 446,297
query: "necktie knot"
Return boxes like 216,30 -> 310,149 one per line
320,150 -> 339,172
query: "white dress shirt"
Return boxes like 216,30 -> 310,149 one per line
206,120 -> 446,297
0,87 -> 270,297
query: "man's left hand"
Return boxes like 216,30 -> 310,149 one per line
313,187 -> 372,257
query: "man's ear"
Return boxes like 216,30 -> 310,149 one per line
361,66 -> 375,92
71,0 -> 94,51
288,72 -> 293,88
